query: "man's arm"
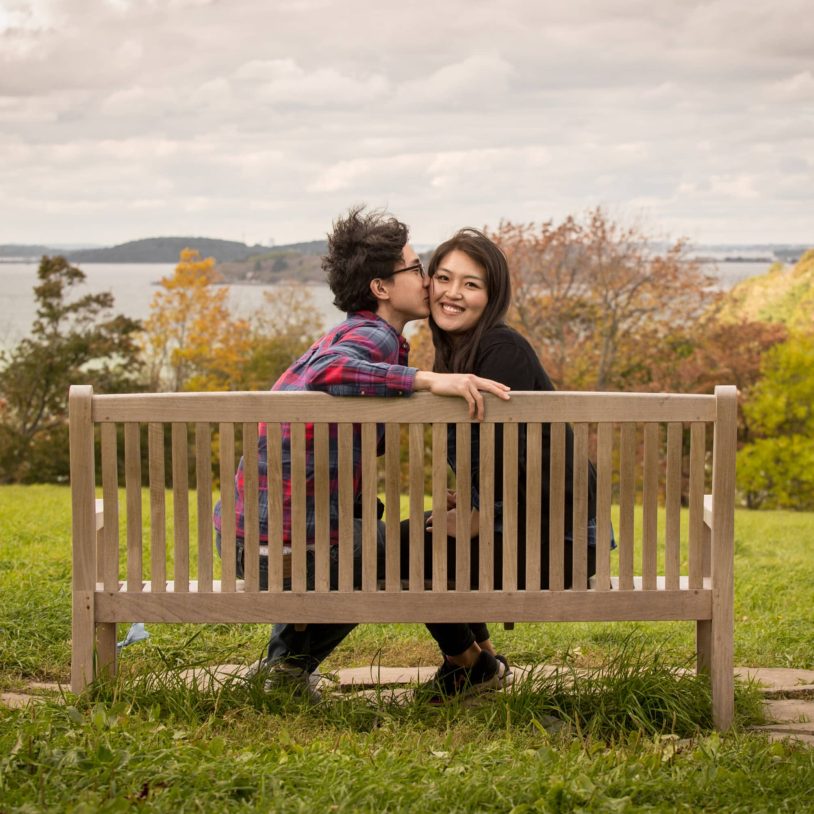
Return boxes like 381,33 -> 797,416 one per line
307,323 -> 417,397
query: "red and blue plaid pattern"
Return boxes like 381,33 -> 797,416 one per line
213,311 -> 416,544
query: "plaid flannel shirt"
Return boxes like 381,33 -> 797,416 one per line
213,311 -> 417,545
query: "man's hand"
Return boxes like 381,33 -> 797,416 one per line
426,507 -> 480,538
414,371 -> 510,419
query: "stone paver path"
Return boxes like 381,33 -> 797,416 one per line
4,665 -> 813,744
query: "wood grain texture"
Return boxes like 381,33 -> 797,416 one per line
689,422 -> 706,589
525,423 -> 542,592
618,423 -> 636,591
171,423 -> 189,593
548,423 -> 565,591
289,422 -> 306,593
710,385 -> 738,730
595,423 -> 613,592
502,423 -> 519,591
362,423 -> 378,592
432,423 -> 447,591
93,391 -> 717,424
338,423 -> 354,592
218,423 -> 236,592
266,423 -> 283,593
478,423 -> 495,591
385,423 -> 401,591
641,422 -> 659,591
665,422 -> 683,591
101,423 -> 120,591
196,423 -> 213,592
313,422 -> 330,592
69,385 -> 96,693
96,588 -> 712,624
455,423 -> 471,591
571,423 -> 589,591
409,423 -> 425,592
125,422 -> 143,592
147,423 -> 166,593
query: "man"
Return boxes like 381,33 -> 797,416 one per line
213,206 -> 510,698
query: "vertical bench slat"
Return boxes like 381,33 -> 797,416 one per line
618,423 -> 636,591
313,422 -> 330,592
69,385 -> 96,693
362,423 -> 378,591
385,423 -> 401,591
101,423 -> 120,591
455,423 -> 471,591
665,422 -> 683,590
242,422 -> 259,591
432,423 -> 448,591
642,422 -> 659,591
548,422 -> 565,591
196,422 -> 213,592
571,423 -> 589,592
479,424 -> 495,591
266,423 -> 283,592
218,423 -> 236,592
338,423 -> 354,592
409,423 -> 425,592
289,422 -> 306,592
710,385 -> 737,730
595,422 -> 613,592
147,423 -> 165,593
689,422 -> 706,589
525,423 -> 542,591
502,423 -> 519,592
124,422 -> 142,592
171,423 -> 189,593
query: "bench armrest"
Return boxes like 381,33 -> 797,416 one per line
703,494 -> 713,529
95,498 -> 105,532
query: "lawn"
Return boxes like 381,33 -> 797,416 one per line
1,485 -> 813,812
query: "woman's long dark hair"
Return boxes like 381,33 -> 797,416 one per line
428,228 -> 511,373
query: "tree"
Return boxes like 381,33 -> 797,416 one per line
141,248 -> 252,391
239,284 -> 324,389
736,333 -> 814,509
491,208 -> 718,391
0,256 -> 143,482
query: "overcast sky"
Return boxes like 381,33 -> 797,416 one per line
1,0 -> 812,247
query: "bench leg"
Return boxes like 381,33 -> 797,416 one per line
696,620 -> 711,674
709,610 -> 734,731
71,590 -> 95,694
96,623 -> 117,681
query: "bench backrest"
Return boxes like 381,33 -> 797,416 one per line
69,386 -> 737,601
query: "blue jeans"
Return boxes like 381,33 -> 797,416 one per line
216,519 -> 387,674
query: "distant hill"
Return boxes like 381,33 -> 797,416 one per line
720,249 -> 814,331
63,237 -> 268,264
0,244 -> 59,259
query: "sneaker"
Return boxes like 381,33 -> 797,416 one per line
420,650 -> 501,704
248,660 -> 323,703
495,654 -> 514,687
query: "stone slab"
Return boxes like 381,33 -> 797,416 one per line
735,667 -> 814,697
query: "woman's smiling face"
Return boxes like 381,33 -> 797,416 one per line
430,249 -> 489,335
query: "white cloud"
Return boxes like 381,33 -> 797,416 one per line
0,0 -> 812,245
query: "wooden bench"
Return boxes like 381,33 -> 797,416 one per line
69,384 -> 737,728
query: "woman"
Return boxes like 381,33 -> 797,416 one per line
411,228 -> 609,702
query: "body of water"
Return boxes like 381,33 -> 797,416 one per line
0,259 -> 774,350
0,262 -> 348,349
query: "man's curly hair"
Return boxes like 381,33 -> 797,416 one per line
323,205 -> 409,313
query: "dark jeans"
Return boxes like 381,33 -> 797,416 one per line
216,520 -> 386,673
400,514 -> 601,656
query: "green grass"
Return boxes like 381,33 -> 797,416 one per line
1,485 -> 813,811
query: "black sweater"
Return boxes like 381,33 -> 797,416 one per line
448,325 -> 597,540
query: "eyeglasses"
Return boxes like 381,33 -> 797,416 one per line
382,259 -> 426,279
